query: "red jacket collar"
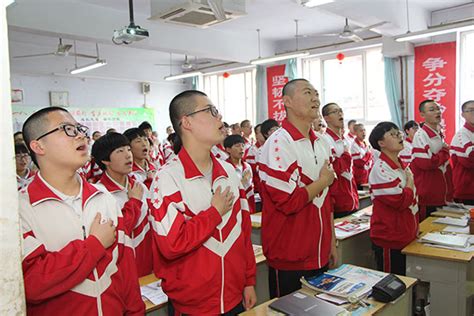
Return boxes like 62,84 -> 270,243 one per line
348,132 -> 356,139
379,151 -> 407,170
281,118 -> 317,142
99,172 -> 134,193
178,146 -> 228,181
225,157 -> 249,171
465,122 -> 474,133
422,124 -> 440,139
28,173 -> 100,208
406,137 -> 413,144
132,160 -> 155,172
355,138 -> 366,148
326,127 -> 342,141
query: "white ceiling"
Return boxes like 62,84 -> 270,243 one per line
6,0 -> 472,82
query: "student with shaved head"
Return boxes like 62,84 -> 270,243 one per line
19,107 -> 143,315
259,79 -> 337,298
149,90 -> 257,315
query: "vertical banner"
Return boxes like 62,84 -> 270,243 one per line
414,42 -> 456,143
266,64 -> 288,123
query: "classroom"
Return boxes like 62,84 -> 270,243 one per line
1,0 -> 474,315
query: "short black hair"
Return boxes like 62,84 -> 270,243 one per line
353,123 -> 364,132
15,143 -> 29,155
123,127 -> 146,143
282,78 -> 309,97
321,102 -> 338,116
22,106 -> 69,168
240,119 -> 251,128
369,121 -> 400,151
106,128 -> 117,134
223,122 -> 230,128
92,131 -> 101,137
261,119 -> 279,140
348,119 -> 357,128
138,121 -> 153,131
14,131 -> 23,138
403,120 -> 419,133
462,100 -> 474,112
419,99 -> 435,112
91,132 -> 130,170
167,132 -> 177,144
254,123 -> 262,133
224,135 -> 245,148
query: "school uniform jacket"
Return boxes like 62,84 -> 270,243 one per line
258,119 -> 333,271
226,158 -> 256,213
450,123 -> 474,201
211,144 -> 229,161
245,143 -> 261,193
411,124 -> 453,206
369,152 -> 419,249
399,138 -> 414,165
20,173 -> 144,315
80,159 -> 103,183
350,138 -> 373,185
323,128 -> 359,213
161,141 -> 175,163
17,168 -> 36,190
130,160 -> 156,189
149,148 -> 256,315
97,172 -> 153,277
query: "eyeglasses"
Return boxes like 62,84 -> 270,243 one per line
15,153 -> 30,160
36,123 -> 89,141
389,130 -> 403,138
327,109 -> 343,115
180,105 -> 220,125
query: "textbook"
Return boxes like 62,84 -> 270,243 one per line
433,217 -> 468,227
421,232 -> 469,248
301,273 -> 366,299
269,291 -> 346,316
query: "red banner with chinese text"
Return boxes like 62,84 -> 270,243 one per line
414,42 -> 456,143
266,64 -> 288,123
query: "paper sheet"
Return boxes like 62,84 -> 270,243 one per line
141,281 -> 168,306
433,217 -> 468,227
250,214 -> 262,224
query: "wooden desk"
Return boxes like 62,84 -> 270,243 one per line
239,274 -> 417,316
431,209 -> 465,219
402,217 -> 474,316
335,205 -> 376,269
139,274 -> 167,315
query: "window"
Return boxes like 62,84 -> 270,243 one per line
459,30 -> 474,126
203,69 -> 256,125
302,47 -> 391,132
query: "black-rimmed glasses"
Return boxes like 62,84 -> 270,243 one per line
185,105 -> 219,118
36,123 -> 89,141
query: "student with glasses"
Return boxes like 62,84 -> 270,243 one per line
411,99 -> 454,220
450,100 -> 474,205
15,143 -> 35,190
148,90 -> 257,315
19,106 -> 144,315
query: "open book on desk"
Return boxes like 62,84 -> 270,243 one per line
269,291 -> 346,316
421,232 -> 469,249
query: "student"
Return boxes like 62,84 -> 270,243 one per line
162,132 -> 177,162
347,119 -> 357,140
350,123 -> 373,188
368,122 -> 419,275
411,100 -> 453,219
139,121 -> 165,169
14,131 -> 25,144
19,106 -> 143,315
92,132 -> 153,277
231,122 -> 242,135
91,131 -> 102,141
149,90 -> 257,315
240,119 -> 254,159
124,127 -> 156,189
246,124 -> 265,194
260,119 -> 280,141
399,120 -> 419,165
258,79 -> 336,298
450,100 -> 474,205
322,103 -> 359,217
211,131 -> 230,161
224,134 -> 256,213
15,143 -> 35,190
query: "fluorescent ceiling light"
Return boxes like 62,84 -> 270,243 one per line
306,43 -> 382,58
204,65 -> 256,76
301,0 -> 334,8
164,71 -> 203,81
250,51 -> 309,65
395,19 -> 474,42
70,59 -> 107,74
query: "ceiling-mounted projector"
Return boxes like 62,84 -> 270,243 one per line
113,24 -> 149,44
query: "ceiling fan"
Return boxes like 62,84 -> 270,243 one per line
300,18 -> 387,42
155,54 -> 211,70
13,38 -> 97,59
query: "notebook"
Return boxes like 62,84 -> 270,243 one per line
433,217 -> 468,227
421,232 -> 469,248
269,291 -> 346,316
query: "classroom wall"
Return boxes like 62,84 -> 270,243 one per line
10,74 -> 190,137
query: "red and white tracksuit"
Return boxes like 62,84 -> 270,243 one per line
245,143 -> 262,193
369,152 -> 419,249
450,123 -> 474,201
211,143 -> 229,161
411,124 -> 453,206
350,138 -> 374,186
80,159 -> 103,183
17,168 -> 36,190
226,158 -> 256,213
161,140 -> 175,163
258,119 -> 333,270
149,148 -> 256,315
399,138 -> 414,165
130,160 -> 156,189
20,173 -> 144,315
323,128 -> 359,213
150,142 -> 165,170
97,172 -> 153,277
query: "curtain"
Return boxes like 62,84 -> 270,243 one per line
256,65 -> 268,123
384,57 -> 403,128
284,58 -> 297,81
191,76 -> 199,90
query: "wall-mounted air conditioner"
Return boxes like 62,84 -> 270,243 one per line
149,0 -> 246,28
